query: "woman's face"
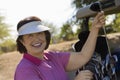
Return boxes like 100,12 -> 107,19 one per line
21,32 -> 46,55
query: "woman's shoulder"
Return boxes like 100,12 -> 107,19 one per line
44,50 -> 70,60
16,58 -> 33,70
45,50 -> 70,54
45,50 -> 69,56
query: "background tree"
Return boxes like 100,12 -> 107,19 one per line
0,39 -> 16,53
0,15 -> 10,40
42,21 -> 60,43
113,13 -> 120,32
0,14 -> 16,54
59,23 -> 75,41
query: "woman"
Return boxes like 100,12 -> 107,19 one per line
14,11 -> 105,80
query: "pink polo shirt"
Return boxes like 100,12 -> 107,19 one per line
14,51 -> 70,80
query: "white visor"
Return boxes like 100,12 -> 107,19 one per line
18,21 -> 50,36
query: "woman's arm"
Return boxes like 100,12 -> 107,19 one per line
65,11 -> 105,71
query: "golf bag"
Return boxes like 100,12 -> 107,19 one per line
73,31 -> 120,80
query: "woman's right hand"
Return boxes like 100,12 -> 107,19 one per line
74,70 -> 93,80
92,11 -> 105,29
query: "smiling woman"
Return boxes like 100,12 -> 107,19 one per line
14,16 -> 72,80
14,11 -> 105,80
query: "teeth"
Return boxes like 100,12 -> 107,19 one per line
32,43 -> 41,47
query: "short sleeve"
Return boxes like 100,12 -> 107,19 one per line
48,51 -> 70,68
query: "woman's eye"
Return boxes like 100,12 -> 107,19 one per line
28,34 -> 33,37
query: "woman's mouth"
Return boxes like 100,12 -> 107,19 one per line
32,43 -> 42,48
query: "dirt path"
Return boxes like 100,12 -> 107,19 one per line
0,51 -> 22,80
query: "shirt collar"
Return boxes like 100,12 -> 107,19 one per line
23,53 -> 49,66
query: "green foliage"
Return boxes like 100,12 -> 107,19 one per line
98,24 -> 114,35
42,21 -> 61,43
0,39 -> 16,54
59,23 -> 75,41
0,16 -> 10,40
113,13 -> 120,32
42,21 -> 58,36
0,14 -> 15,54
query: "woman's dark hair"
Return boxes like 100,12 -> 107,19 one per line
16,16 -> 51,53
